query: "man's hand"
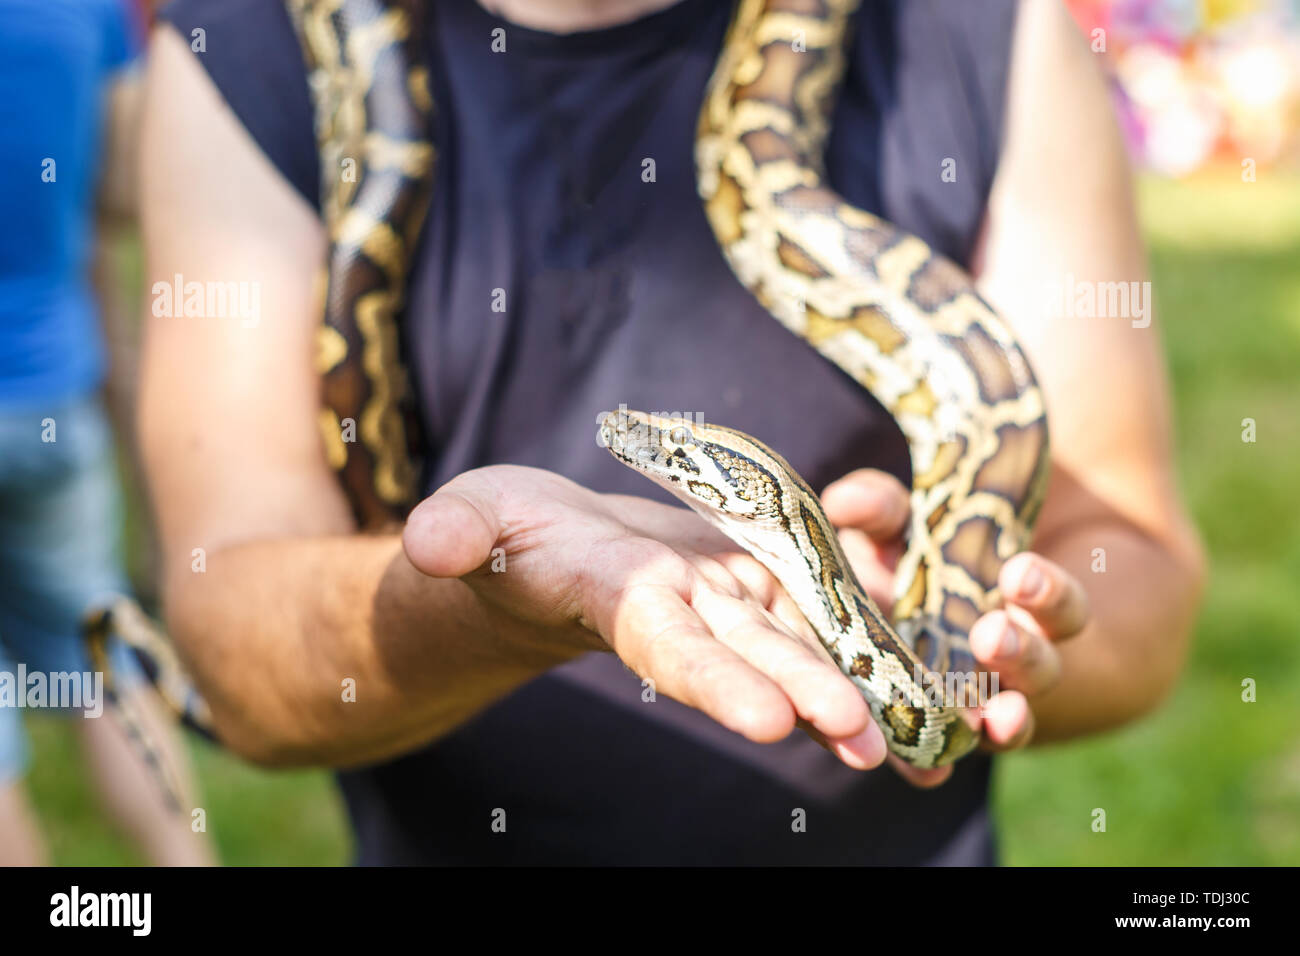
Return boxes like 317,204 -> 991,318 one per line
821,469 -> 1091,787
403,465 -> 891,770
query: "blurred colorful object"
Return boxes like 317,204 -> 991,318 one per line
1066,0 -> 1300,175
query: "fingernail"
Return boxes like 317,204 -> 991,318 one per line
998,620 -> 1020,657
837,728 -> 885,770
1016,562 -> 1045,601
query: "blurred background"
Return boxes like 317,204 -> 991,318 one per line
14,0 -> 1300,864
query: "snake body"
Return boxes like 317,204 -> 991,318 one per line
92,0 -> 1049,779
289,0 -> 437,530
606,0 -> 1049,768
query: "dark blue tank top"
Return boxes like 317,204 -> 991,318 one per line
160,0 -> 1018,865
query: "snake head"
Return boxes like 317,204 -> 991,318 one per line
599,408 -> 786,525
599,409 -> 684,471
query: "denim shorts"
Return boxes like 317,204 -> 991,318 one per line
0,394 -> 141,782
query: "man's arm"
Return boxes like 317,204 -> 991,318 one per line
970,0 -> 1207,740
139,27 -> 887,770
137,29 -> 580,765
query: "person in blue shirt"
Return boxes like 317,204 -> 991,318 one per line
0,0 -> 212,865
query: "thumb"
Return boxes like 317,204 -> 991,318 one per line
403,480 -> 502,579
820,468 -> 910,541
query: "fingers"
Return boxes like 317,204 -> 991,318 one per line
580,542 -> 801,742
612,581 -> 800,743
962,554 -> 1089,754
685,557 -> 885,767
681,552 -> 747,601
706,550 -> 780,606
1000,552 -> 1090,639
969,608 -> 1062,696
979,690 -> 1034,752
683,554 -> 881,765
835,529 -> 899,610
589,544 -> 884,764
690,586 -> 877,746
954,553 -> 1091,758
887,754 -> 954,789
821,470 -> 908,608
796,718 -> 888,772
693,551 -> 821,645
969,552 -> 1090,697
403,479 -> 502,578
964,551 -> 1088,704
820,469 -> 910,540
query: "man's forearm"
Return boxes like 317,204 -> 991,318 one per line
1027,521 -> 1203,743
164,534 -> 595,766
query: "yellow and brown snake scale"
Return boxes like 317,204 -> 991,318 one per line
288,0 -> 437,531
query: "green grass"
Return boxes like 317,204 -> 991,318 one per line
993,172 -> 1300,866
25,718 -> 350,865
21,173 -> 1300,866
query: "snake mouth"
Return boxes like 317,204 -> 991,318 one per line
606,435 -> 671,475
598,410 -> 684,473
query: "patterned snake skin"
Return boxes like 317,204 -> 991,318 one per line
289,0 -> 437,530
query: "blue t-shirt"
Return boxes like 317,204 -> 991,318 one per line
159,0 -> 1017,865
0,0 -> 139,409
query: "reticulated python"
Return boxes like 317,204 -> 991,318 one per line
89,0 -> 1048,784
